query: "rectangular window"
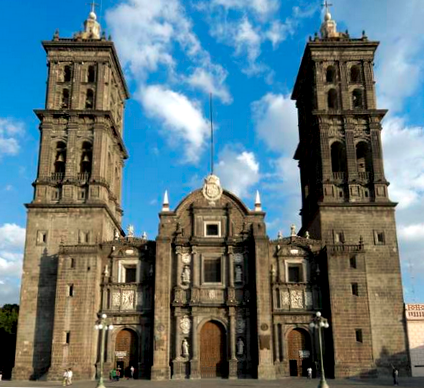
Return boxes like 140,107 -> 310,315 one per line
37,231 -> 48,245
65,331 -> 71,344
70,258 -> 75,268
205,222 -> 220,237
355,329 -> 363,343
288,265 -> 303,283
68,284 -> 74,297
351,283 -> 359,296
350,256 -> 357,269
204,258 -> 221,283
334,231 -> 345,244
374,231 -> 386,245
125,266 -> 137,283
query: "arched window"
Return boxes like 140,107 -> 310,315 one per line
352,89 -> 364,109
87,65 -> 96,83
54,141 -> 67,173
326,66 -> 336,83
350,65 -> 361,83
61,89 -> 70,109
331,141 -> 347,173
80,142 -> 92,175
85,89 -> 94,109
328,89 -> 338,109
64,66 -> 72,82
356,142 -> 373,174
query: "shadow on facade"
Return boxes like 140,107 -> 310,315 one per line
30,249 -> 58,380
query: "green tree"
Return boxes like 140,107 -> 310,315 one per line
0,304 -> 19,379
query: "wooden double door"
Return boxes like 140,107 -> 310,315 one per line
200,321 -> 227,378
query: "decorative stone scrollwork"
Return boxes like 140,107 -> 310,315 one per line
180,316 -> 191,335
122,290 -> 135,309
112,292 -> 120,307
181,253 -> 191,264
209,290 -> 216,300
281,291 -> 290,306
305,291 -> 313,308
202,174 -> 223,203
290,290 -> 304,309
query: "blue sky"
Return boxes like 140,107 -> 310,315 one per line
1,0 -> 424,305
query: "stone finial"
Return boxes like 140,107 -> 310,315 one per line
53,29 -> 60,41
277,231 -> 283,240
290,224 -> 297,237
127,224 -> 134,238
162,190 -> 170,212
142,231 -> 148,240
254,190 -> 262,211
305,231 -> 310,239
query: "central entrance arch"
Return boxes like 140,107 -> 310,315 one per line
200,321 -> 227,378
115,329 -> 138,378
288,328 -> 311,377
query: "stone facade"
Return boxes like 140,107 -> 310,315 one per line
405,304 -> 424,377
14,10 -> 409,382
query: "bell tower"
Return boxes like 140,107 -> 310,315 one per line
292,8 -> 408,376
14,8 -> 129,380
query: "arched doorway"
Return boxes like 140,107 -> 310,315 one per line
115,329 -> 138,378
287,329 -> 311,377
200,321 -> 227,378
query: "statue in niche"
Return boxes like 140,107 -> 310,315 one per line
182,338 -> 189,357
235,265 -> 243,283
237,338 -> 244,356
181,265 -> 191,284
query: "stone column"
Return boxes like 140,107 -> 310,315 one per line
229,308 -> 238,379
274,324 -> 280,362
228,248 -> 234,287
192,248 -> 200,287
277,257 -> 284,283
176,246 -> 182,286
172,310 -> 185,379
190,313 -> 200,379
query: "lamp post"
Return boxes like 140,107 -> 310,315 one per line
95,313 -> 114,388
309,311 -> 330,388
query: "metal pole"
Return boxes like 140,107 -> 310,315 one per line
97,323 -> 106,388
318,324 -> 329,388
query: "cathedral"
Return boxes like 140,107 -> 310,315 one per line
13,6 -> 409,382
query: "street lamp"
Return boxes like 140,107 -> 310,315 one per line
95,313 -> 114,388
309,311 -> 330,388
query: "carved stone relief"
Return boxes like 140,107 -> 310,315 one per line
122,290 -> 135,309
290,290 -> 304,309
180,316 -> 191,335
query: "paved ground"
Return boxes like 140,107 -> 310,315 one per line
1,378 -> 424,388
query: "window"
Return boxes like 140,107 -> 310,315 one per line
65,331 -> 71,344
374,231 -> 386,245
326,66 -> 336,83
64,65 -> 72,82
51,188 -> 60,200
328,88 -> 338,109
352,89 -> 364,109
87,65 -> 96,83
204,222 -> 220,237
37,230 -> 47,245
68,284 -> 74,297
85,89 -> 94,109
334,231 -> 345,244
70,258 -> 75,268
350,65 -> 361,83
204,258 -> 221,283
54,141 -> 67,173
61,88 -> 70,108
125,266 -> 137,283
78,189 -> 86,200
350,256 -> 357,269
288,265 -> 303,283
351,283 -> 359,296
356,142 -> 373,174
355,329 -> 363,343
331,142 -> 347,174
80,142 -> 92,174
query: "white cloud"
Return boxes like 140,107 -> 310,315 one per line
252,93 -> 298,154
106,0 -> 231,104
0,118 -> 25,157
215,147 -> 260,198
0,223 -> 25,306
382,117 -> 424,209
138,85 -> 210,162
398,224 -> 424,242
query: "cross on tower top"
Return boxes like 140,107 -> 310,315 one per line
87,1 -> 99,14
322,0 -> 333,13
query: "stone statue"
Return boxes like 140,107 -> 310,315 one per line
235,265 -> 243,283
114,230 -> 120,240
127,224 -> 134,238
181,265 -> 191,284
182,338 -> 189,357
103,264 -> 109,277
290,224 -> 296,237
237,338 -> 244,356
